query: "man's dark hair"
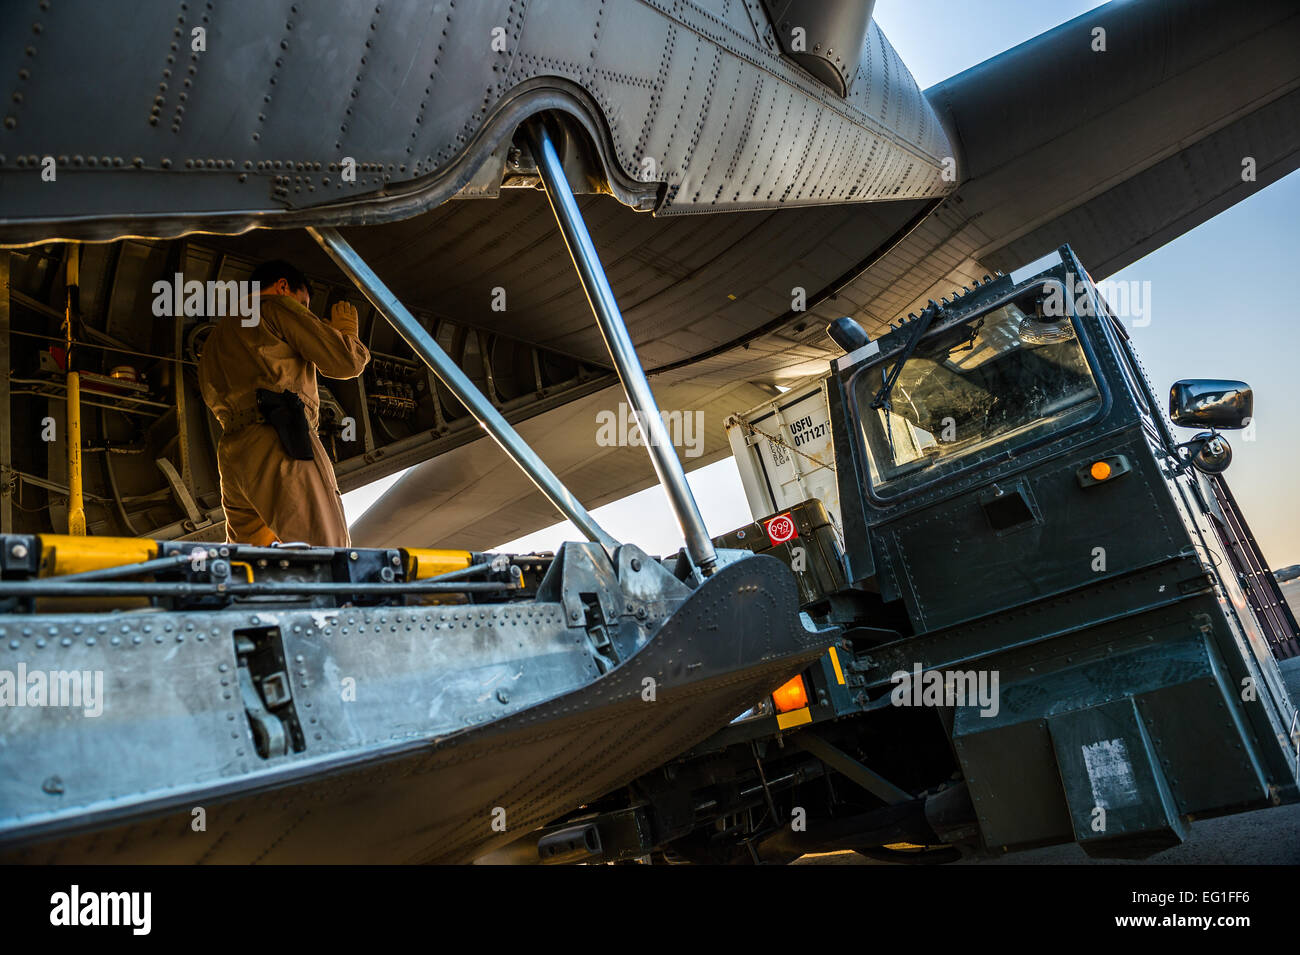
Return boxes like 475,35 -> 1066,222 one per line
250,259 -> 310,294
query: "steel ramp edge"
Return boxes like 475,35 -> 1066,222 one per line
0,552 -> 832,863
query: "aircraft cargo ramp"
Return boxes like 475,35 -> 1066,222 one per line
0,540 -> 833,863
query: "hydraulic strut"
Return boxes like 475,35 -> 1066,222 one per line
524,118 -> 717,577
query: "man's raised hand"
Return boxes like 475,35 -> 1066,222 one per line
329,301 -> 360,337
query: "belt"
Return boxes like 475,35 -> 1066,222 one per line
222,401 -> 320,434
222,405 -> 265,434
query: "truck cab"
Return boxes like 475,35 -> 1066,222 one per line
532,246 -> 1300,864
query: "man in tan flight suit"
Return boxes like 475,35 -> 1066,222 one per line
198,260 -> 370,548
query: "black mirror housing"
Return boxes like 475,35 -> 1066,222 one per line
1169,379 -> 1252,430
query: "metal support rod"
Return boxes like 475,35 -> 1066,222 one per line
64,245 -> 86,536
0,252 -> 12,533
525,119 -> 717,576
307,226 -> 617,550
0,580 -> 518,598
793,732 -> 913,805
65,372 -> 86,535
48,552 -> 192,583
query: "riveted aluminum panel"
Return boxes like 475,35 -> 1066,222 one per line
0,0 -> 952,244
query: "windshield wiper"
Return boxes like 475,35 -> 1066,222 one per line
870,299 -> 943,415
871,300 -> 943,459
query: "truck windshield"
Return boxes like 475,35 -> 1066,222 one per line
856,301 -> 1101,495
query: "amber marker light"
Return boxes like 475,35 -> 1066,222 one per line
772,674 -> 809,713
1089,460 -> 1112,481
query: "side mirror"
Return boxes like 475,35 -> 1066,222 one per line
1169,379 -> 1252,430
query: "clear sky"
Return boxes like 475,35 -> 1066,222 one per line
345,0 -> 1300,569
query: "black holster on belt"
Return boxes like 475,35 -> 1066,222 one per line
256,388 -> 315,460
